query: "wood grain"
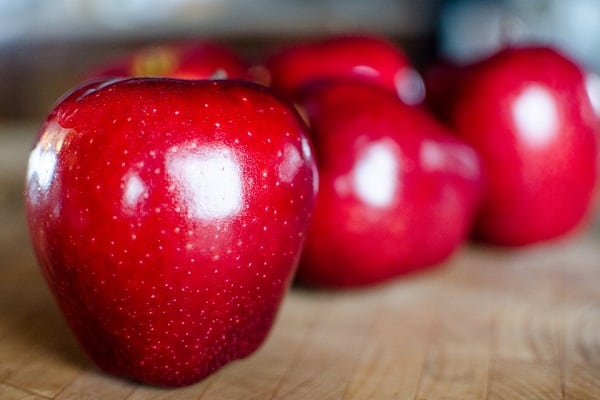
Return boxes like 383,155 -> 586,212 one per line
1,126 -> 599,399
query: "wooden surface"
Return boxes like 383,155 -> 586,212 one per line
0,125 -> 599,399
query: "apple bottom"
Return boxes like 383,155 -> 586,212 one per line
298,251 -> 449,289
83,321 -> 272,387
297,187 -> 473,288
472,189 -> 596,247
297,230 -> 463,289
51,280 -> 286,387
468,143 -> 597,246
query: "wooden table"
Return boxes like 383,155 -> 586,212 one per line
1,125 -> 598,399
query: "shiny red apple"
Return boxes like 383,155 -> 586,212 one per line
88,41 -> 249,80
295,81 -> 484,288
25,78 -> 317,386
260,34 -> 425,105
427,46 -> 598,245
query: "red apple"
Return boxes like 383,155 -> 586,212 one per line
88,41 -> 249,80
295,81 -> 484,288
25,78 -> 318,386
260,34 -> 425,105
428,46 -> 598,245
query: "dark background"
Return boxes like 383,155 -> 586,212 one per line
0,0 -> 599,123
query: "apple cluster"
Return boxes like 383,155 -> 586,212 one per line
25,35 -> 598,387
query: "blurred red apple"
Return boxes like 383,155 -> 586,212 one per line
260,34 -> 425,105
25,78 -> 317,386
427,46 -> 598,245
88,41 -> 249,80
295,81 -> 484,288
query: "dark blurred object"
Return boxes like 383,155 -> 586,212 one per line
438,0 -> 600,72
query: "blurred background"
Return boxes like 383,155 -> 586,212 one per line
1,0 -> 600,123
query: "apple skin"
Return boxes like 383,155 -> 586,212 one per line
88,41 -> 249,80
295,81 -> 484,288
261,34 -> 425,105
427,47 -> 598,246
24,78 -> 318,386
